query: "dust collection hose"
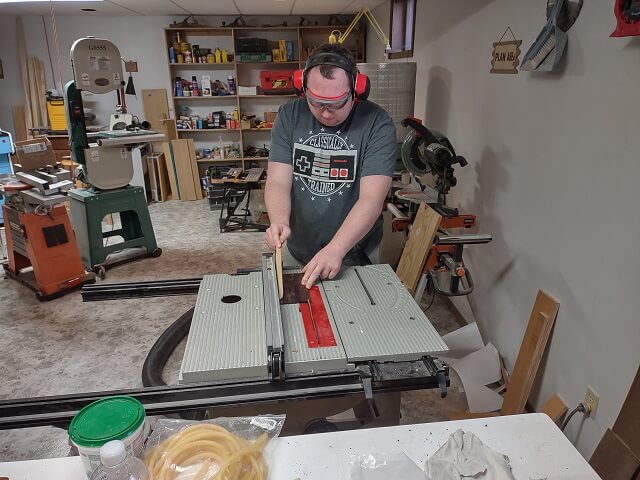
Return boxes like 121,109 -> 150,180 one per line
142,306 -> 201,419
142,306 -> 194,387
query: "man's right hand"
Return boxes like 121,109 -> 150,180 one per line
264,223 -> 291,250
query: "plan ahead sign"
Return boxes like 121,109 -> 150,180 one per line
491,27 -> 522,74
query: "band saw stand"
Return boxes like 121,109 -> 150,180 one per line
64,37 -> 165,278
391,117 -> 492,300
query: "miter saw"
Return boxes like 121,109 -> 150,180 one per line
392,117 -> 492,298
400,117 -> 469,217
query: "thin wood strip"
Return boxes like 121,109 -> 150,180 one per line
541,394 -> 568,425
155,152 -> 170,202
16,18 -> 33,137
162,142 -> 179,200
170,139 -> 197,201
500,290 -> 560,415
12,106 -> 28,141
36,58 -> 48,127
276,246 -> 283,300
186,138 -> 203,200
396,203 -> 441,293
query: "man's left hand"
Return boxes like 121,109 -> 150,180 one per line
301,245 -> 344,289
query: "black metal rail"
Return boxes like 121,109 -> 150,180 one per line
0,360 -> 449,431
0,372 -> 364,430
81,278 -> 203,301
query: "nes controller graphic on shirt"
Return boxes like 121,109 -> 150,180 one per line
292,133 -> 358,197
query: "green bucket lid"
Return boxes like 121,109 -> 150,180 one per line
69,396 -> 145,448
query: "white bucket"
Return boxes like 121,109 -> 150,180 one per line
68,396 -> 148,478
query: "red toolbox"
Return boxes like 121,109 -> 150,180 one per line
259,70 -> 295,94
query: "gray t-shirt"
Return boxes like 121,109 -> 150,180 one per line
269,98 -> 396,265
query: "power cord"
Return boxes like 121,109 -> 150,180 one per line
424,289 -> 436,311
561,402 -> 590,431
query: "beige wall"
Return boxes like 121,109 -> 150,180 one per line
369,0 -> 640,459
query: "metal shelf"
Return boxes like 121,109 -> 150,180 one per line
239,94 -> 297,98
178,128 -> 240,133
169,62 -> 235,67
173,96 -> 237,100
236,61 -> 299,65
196,156 -> 268,163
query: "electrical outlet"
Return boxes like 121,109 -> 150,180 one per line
584,386 -> 599,417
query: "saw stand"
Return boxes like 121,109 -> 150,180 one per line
64,37 -> 165,278
2,162 -> 95,300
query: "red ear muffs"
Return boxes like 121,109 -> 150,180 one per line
296,51 -> 370,100
353,73 -> 370,101
293,69 -> 305,96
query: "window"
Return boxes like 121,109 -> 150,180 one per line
388,0 -> 416,59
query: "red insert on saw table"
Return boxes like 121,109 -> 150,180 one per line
299,286 -> 337,348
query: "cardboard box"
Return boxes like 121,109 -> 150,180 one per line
13,138 -> 57,171
264,111 -> 277,123
238,85 -> 258,96
272,49 -> 281,62
279,40 -> 286,64
240,119 -> 252,129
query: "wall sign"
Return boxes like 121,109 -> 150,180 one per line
125,61 -> 138,73
490,27 -> 522,74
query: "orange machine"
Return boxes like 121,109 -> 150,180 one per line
3,184 -> 93,300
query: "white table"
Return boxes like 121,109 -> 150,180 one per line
0,413 -> 598,479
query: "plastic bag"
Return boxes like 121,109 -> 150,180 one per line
143,415 -> 285,480
350,452 -> 424,480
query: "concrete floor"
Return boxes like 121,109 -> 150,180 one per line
0,199 -> 467,462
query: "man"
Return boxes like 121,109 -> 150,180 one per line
264,44 -> 396,288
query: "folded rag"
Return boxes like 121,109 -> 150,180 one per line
425,429 -> 515,480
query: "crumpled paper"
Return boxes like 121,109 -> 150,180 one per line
425,429 -> 515,480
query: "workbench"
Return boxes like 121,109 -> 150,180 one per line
0,414 -> 598,479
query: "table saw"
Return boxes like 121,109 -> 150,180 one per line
0,256 -> 451,435
181,256 -> 448,383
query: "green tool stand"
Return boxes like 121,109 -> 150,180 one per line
68,186 -> 161,276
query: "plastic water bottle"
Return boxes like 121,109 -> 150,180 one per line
89,440 -> 150,480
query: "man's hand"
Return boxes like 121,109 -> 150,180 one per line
264,223 -> 291,250
301,244 -> 345,289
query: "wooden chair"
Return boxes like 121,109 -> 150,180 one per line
450,289 -> 560,420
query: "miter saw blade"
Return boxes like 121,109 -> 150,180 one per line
401,129 -> 432,177
401,128 -> 452,177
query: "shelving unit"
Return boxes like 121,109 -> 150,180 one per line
164,21 -> 365,171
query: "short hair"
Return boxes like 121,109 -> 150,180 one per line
308,43 -> 355,81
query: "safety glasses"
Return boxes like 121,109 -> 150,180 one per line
306,89 -> 352,112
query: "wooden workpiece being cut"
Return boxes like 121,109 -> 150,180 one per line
276,246 -> 284,300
